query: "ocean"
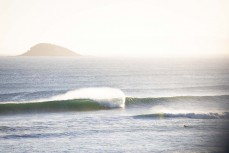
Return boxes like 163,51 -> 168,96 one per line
0,57 -> 229,152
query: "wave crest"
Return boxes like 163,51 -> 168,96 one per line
43,87 -> 126,108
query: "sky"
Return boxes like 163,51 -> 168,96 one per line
0,0 -> 229,57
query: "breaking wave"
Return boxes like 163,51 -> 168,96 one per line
1,88 -> 228,115
0,88 -> 125,114
133,112 -> 229,119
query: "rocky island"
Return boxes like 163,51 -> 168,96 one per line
20,43 -> 80,56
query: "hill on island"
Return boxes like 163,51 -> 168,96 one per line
20,43 -> 80,56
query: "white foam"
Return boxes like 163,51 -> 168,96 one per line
43,87 -> 126,108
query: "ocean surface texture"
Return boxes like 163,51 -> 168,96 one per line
0,57 -> 229,152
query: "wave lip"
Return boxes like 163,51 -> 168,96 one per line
134,112 -> 229,119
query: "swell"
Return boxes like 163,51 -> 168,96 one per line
0,99 -> 109,114
134,112 -> 229,119
125,95 -> 229,106
0,90 -> 67,102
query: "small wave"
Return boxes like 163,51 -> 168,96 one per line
126,95 -> 229,106
134,112 -> 229,119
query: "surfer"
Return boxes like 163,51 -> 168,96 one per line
184,125 -> 188,128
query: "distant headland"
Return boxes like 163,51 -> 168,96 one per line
20,43 -> 80,57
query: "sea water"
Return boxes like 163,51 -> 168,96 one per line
0,57 -> 228,152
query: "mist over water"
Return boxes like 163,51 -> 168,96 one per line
0,57 -> 229,152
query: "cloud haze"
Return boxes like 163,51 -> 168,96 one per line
0,0 -> 229,57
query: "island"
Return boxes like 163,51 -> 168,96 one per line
20,43 -> 80,56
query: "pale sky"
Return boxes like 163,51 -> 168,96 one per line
0,0 -> 229,57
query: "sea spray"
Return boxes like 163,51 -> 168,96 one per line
46,87 -> 126,108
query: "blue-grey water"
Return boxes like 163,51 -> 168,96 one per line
0,57 -> 229,152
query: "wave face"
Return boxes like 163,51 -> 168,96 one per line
134,112 -> 229,119
0,99 -> 108,114
0,88 -> 125,114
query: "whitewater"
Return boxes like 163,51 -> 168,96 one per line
0,57 -> 229,152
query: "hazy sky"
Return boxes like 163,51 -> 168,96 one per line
0,0 -> 229,57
